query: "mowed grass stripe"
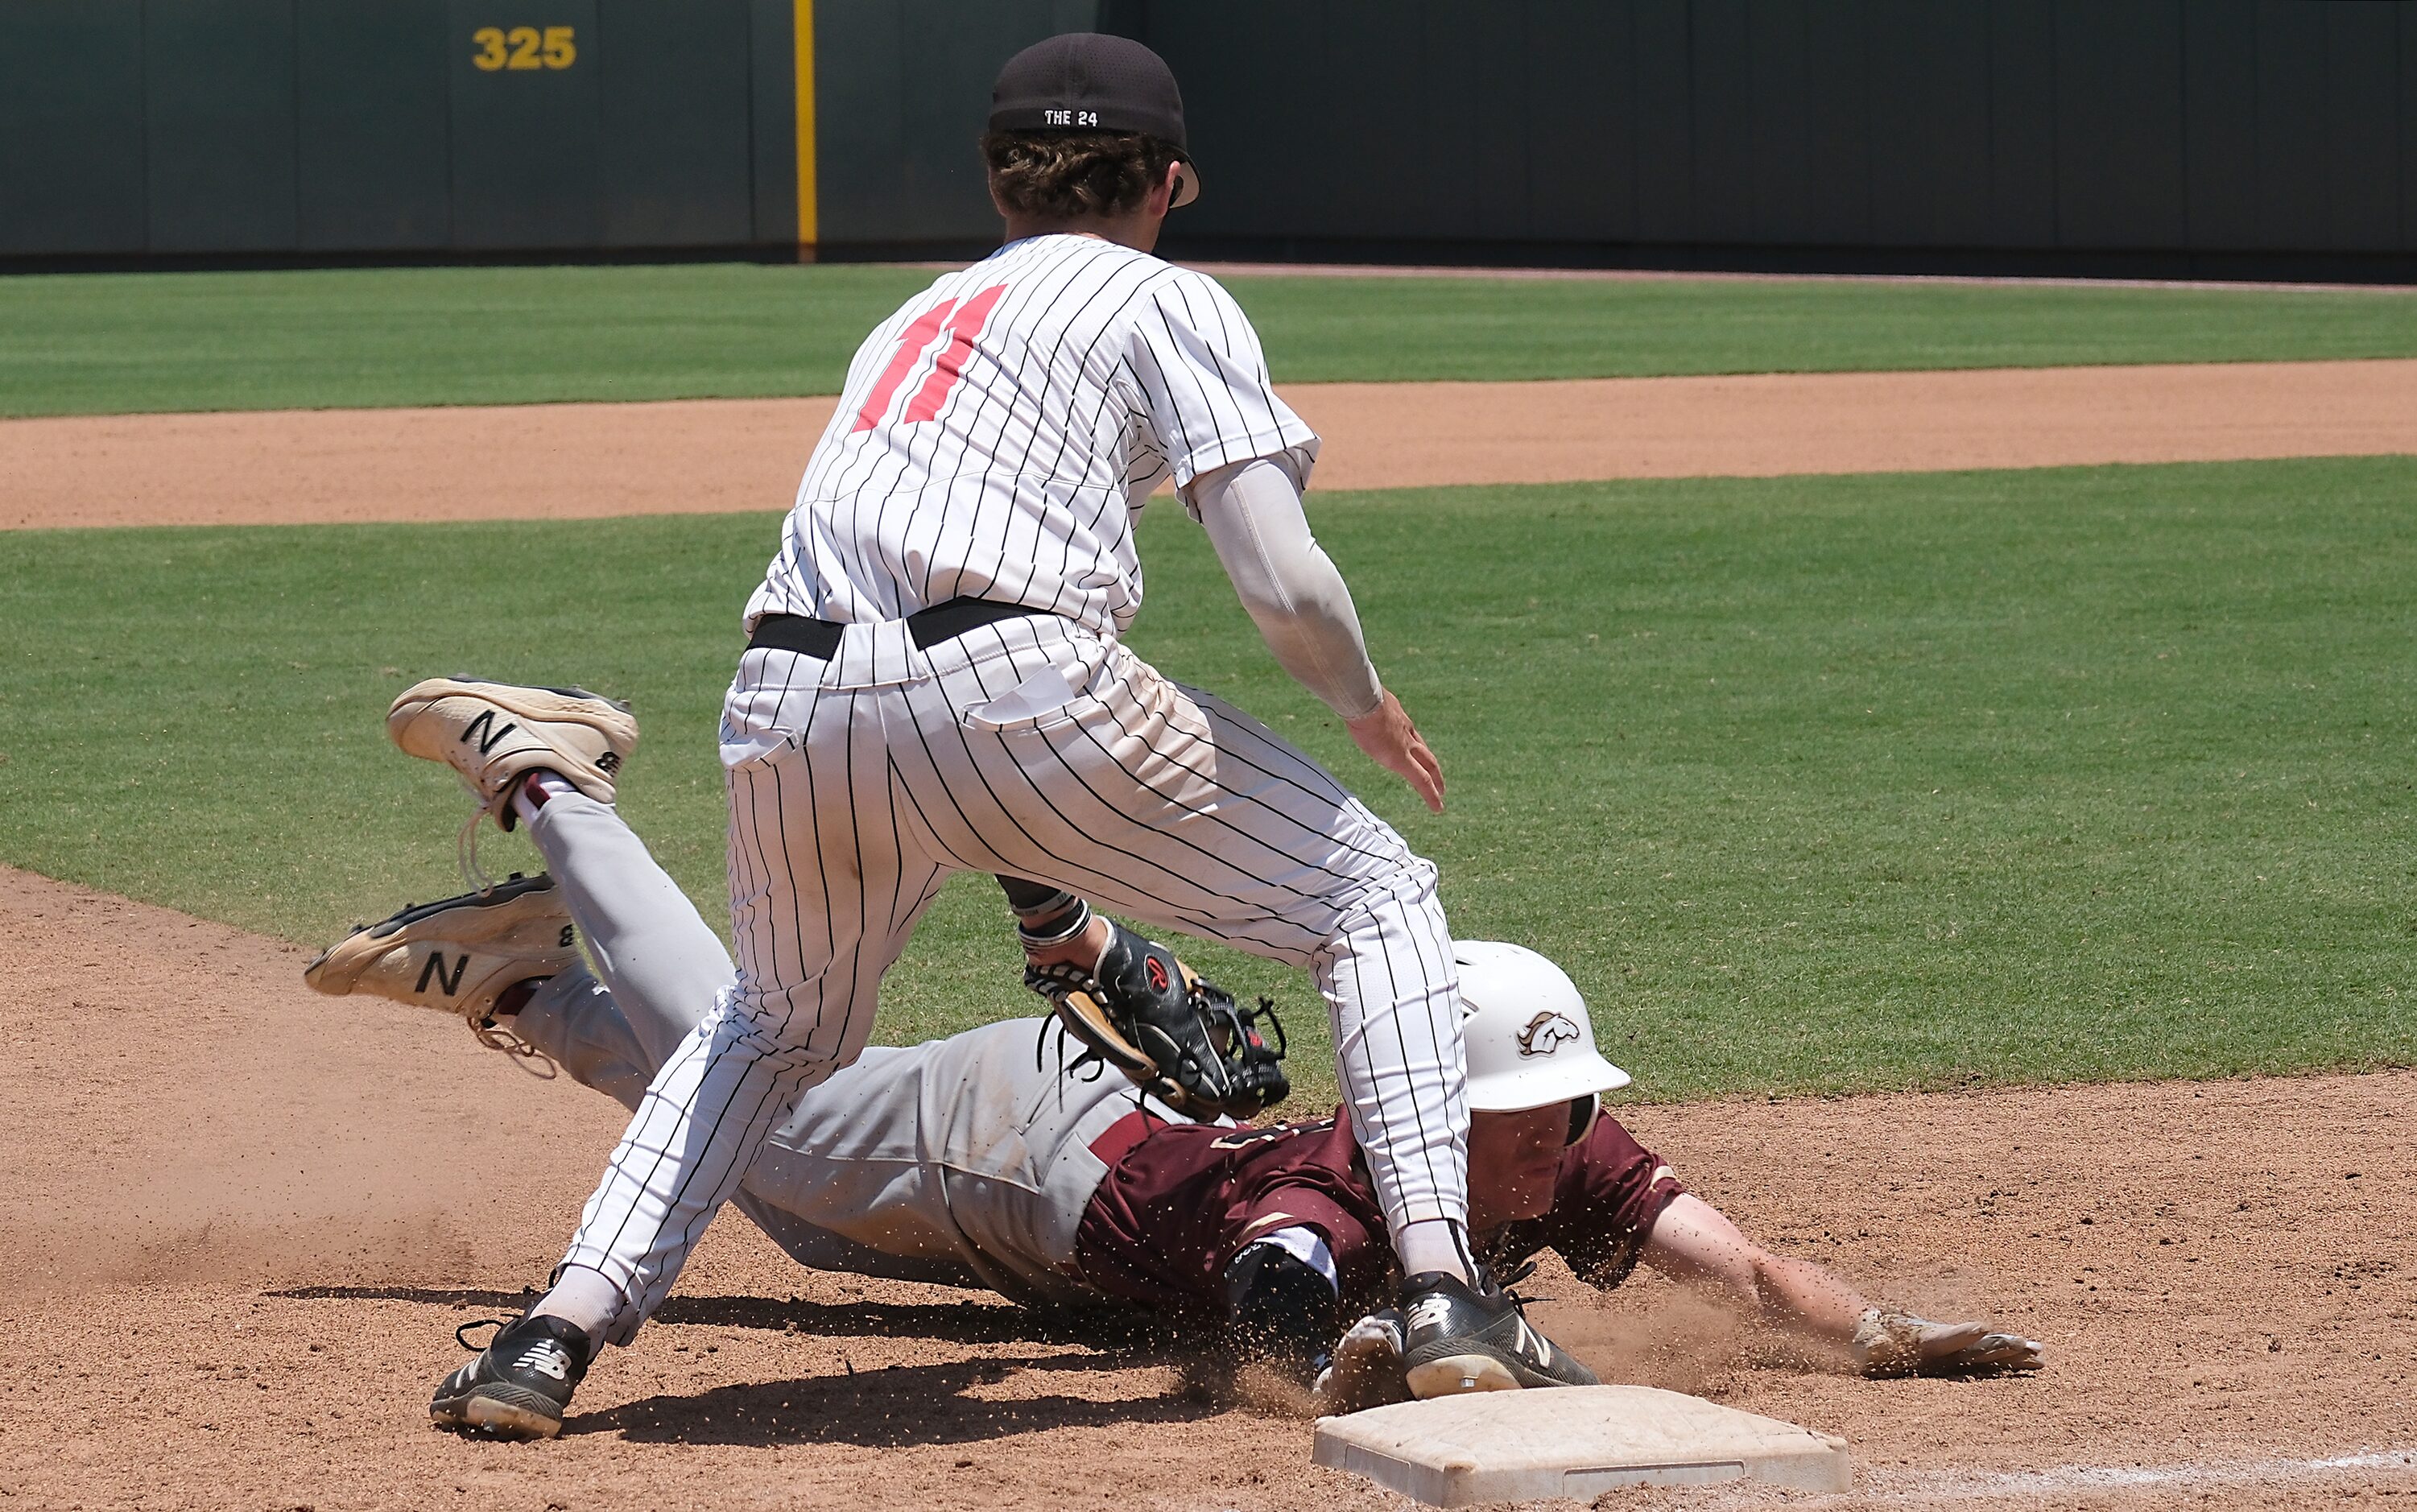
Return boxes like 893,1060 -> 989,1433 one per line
6,262 -> 2417,417
2,456 -> 2410,1101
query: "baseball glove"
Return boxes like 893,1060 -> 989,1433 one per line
1026,921 -> 1290,1120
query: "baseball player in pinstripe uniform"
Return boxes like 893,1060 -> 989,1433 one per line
308,791 -> 2042,1420
382,33 -> 1553,1437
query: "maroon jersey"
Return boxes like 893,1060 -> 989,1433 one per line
1482,1114 -> 1687,1290
1073,1105 -> 1686,1315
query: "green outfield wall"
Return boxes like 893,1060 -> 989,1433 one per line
0,0 -> 809,256
3,0 -> 2413,278
1137,0 -> 2417,279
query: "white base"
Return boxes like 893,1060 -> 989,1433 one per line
1312,1385 -> 1851,1506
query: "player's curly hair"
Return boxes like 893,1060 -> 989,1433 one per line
981,130 -> 1184,220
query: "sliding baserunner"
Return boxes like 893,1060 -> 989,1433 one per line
308,782 -> 2041,1431
378,32 -> 1524,1435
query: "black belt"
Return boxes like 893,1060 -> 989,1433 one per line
747,597 -> 1042,660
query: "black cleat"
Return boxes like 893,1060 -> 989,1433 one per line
429,1314 -> 593,1440
1399,1269 -> 1598,1396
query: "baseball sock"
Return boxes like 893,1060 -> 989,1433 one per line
510,770 -> 578,828
529,1264 -> 621,1349
490,979 -> 545,1018
1394,1218 -> 1475,1284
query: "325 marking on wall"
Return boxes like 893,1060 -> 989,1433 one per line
471,26 -> 576,71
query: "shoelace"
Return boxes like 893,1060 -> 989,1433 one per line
1477,1260 -> 1576,1375
455,1318 -> 506,1352
455,804 -> 498,895
446,793 -> 562,1075
1489,1258 -> 1550,1324
470,1011 -> 557,1074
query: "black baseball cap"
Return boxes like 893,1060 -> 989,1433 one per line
988,33 -> 1200,208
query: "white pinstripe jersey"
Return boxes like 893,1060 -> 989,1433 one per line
745,233 -> 1318,639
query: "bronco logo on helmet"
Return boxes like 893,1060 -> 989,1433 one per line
1514,1011 -> 1583,1057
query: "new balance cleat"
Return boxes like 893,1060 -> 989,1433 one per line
386,676 -> 638,832
1399,1269 -> 1598,1396
430,1313 -> 593,1440
304,873 -> 574,1051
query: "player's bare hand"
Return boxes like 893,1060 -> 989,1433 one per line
1853,1308 -> 2046,1378
1312,1309 -> 1411,1415
1346,691 -> 1444,813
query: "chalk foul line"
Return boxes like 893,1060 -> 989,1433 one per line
1845,1447 -> 2417,1503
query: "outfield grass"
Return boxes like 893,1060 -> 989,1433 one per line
3,456 -> 2411,1101
5,262 -> 2416,418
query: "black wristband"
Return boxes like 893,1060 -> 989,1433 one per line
994,874 -> 1073,917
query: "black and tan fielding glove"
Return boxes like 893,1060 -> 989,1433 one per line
1026,920 -> 1290,1121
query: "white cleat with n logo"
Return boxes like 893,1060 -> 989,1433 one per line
304,873 -> 577,1048
386,676 -> 638,831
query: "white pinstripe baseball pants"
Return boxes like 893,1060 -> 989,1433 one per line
560,613 -> 1465,1338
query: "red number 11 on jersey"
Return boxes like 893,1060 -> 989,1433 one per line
851,284 -> 1010,432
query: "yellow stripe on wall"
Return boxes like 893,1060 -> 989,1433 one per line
793,0 -> 818,251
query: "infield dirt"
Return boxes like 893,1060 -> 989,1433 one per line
7,358 -> 2417,529
5,861 -> 2412,1510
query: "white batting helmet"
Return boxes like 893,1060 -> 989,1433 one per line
1454,941 -> 1631,1113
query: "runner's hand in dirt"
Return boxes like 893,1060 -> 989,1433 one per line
1312,1310 -> 1413,1415
1852,1310 -> 2044,1377
1347,692 -> 1444,813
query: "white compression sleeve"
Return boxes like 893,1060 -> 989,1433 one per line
1189,452 -> 1385,721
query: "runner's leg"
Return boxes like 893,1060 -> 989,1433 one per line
523,788 -> 737,1067
540,680 -> 944,1345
